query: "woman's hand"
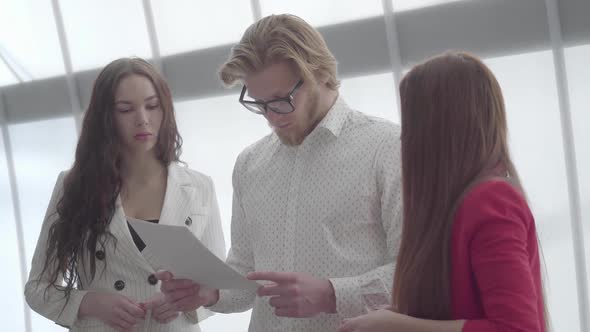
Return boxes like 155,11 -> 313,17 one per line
337,309 -> 401,332
338,309 -> 465,332
155,270 -> 219,311
141,293 -> 180,324
79,291 -> 146,331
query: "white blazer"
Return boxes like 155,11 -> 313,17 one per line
25,163 -> 226,331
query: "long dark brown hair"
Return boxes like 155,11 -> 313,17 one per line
38,57 -> 182,304
393,52 -> 529,318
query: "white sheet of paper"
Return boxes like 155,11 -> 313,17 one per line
128,218 -> 258,290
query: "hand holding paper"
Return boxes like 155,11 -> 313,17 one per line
140,292 -> 180,324
143,272 -> 219,313
127,218 -> 258,290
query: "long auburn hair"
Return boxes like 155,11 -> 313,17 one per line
38,57 -> 182,304
393,52 -> 528,319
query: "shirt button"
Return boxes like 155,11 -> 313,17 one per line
148,274 -> 158,285
114,280 -> 125,291
185,217 -> 192,226
95,250 -> 105,260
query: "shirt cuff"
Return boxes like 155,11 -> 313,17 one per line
194,307 -> 215,323
329,276 -> 365,318
55,289 -> 89,328
330,275 -> 392,318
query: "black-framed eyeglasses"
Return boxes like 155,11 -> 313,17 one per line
239,79 -> 304,115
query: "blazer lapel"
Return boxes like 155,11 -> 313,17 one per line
108,164 -> 195,272
109,196 -> 154,273
159,164 -> 195,227
140,164 -> 195,271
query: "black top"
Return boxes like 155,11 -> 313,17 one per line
127,219 -> 158,252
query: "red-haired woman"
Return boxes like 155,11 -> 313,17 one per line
339,52 -> 547,332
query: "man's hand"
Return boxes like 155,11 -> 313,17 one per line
155,270 -> 219,312
247,271 -> 336,317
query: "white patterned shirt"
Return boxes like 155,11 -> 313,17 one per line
209,96 -> 403,332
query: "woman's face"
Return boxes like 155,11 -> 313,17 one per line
112,74 -> 163,155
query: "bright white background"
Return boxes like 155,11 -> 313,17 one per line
0,0 -> 588,331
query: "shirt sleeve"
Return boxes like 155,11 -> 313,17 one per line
462,183 -> 543,332
24,171 -> 89,328
330,125 -> 403,318
207,152 -> 257,313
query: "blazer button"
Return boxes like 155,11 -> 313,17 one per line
95,250 -> 105,260
148,274 -> 158,285
185,216 -> 192,226
114,280 -> 125,291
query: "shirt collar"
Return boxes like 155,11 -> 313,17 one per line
316,94 -> 351,138
269,94 -> 352,145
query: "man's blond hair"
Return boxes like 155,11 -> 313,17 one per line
219,14 -> 339,90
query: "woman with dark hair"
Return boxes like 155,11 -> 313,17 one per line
25,57 -> 225,331
338,52 -> 547,332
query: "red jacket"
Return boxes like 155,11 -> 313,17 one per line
451,180 -> 546,332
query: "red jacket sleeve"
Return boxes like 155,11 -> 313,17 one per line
462,182 -> 543,332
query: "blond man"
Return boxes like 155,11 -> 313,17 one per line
157,14 -> 403,332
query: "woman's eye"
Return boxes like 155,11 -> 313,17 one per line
117,108 -> 131,113
147,103 -> 160,110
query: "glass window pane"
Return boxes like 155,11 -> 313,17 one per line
565,44 -> 590,294
9,116 -> 77,332
0,0 -> 65,79
0,131 -> 26,331
394,0 -> 465,12
485,50 -> 579,332
175,94 -> 268,331
0,60 -> 18,87
340,72 -> 399,123
59,0 -> 151,71
260,0 -> 383,27
151,0 -> 253,55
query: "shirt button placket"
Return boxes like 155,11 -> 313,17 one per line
284,145 -> 305,273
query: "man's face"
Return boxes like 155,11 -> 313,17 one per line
244,62 -> 320,146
